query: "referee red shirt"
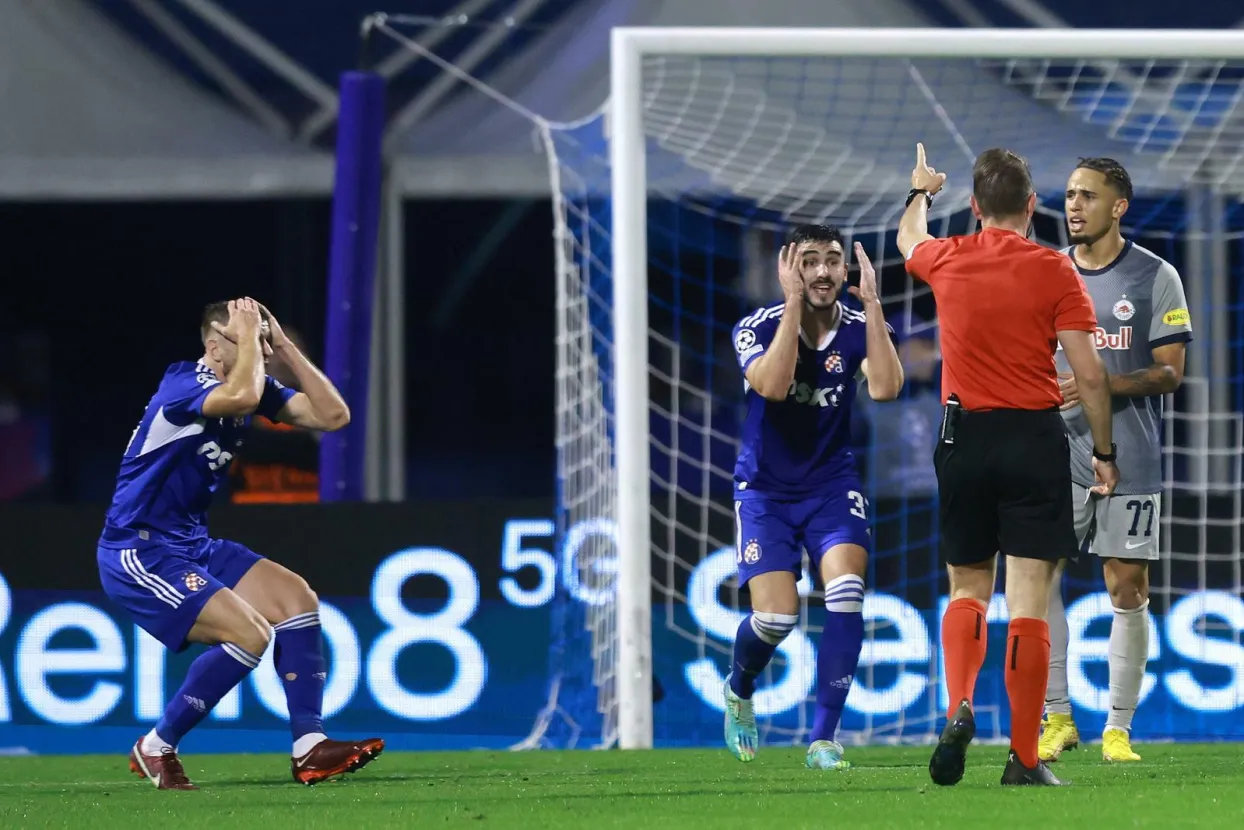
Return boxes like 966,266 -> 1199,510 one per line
906,227 -> 1097,412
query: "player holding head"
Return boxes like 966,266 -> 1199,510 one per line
723,224 -> 904,770
97,298 -> 383,790
1040,158 -> 1191,764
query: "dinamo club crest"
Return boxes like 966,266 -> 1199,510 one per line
742,539 -> 762,565
183,573 -> 208,592
825,352 -> 844,373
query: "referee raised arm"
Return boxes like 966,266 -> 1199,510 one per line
897,145 -> 1120,788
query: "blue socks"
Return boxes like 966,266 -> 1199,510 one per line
152,643 -> 260,748
273,611 -> 327,742
144,610 -> 327,755
811,574 -> 865,743
727,575 -> 866,743
729,612 -> 799,698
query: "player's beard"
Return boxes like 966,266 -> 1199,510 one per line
1068,220 -> 1108,247
804,281 -> 838,312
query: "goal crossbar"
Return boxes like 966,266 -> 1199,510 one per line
612,27 -> 1244,60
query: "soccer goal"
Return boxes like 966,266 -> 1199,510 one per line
512,27 -> 1244,751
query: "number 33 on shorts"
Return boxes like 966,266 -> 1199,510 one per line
733,486 -> 872,583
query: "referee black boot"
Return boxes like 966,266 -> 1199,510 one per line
1000,749 -> 1065,786
929,698 -> 975,786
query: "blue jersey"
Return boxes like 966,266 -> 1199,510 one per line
732,302 -> 886,499
100,361 -> 295,548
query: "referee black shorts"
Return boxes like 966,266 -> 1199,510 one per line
933,405 -> 1077,566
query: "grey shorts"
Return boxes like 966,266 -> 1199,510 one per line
1072,484 -> 1162,561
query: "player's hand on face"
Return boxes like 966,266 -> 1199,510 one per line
1091,456 -> 1120,497
912,142 -> 947,196
1058,371 -> 1081,411
847,241 -> 879,305
777,243 -> 805,302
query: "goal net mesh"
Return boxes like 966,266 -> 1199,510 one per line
521,52 -> 1244,748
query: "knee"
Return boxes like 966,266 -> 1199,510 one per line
1107,579 -> 1147,611
275,572 -> 319,620
749,611 -> 800,646
232,608 -> 274,657
288,573 -> 319,614
947,564 -> 995,606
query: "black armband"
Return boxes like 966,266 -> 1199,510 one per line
1093,443 -> 1117,463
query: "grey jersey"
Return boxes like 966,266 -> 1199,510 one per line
1055,242 -> 1193,494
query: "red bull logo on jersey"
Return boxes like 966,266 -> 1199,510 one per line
1092,326 -> 1133,351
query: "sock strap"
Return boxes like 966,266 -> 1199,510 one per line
274,611 -> 321,632
824,574 -> 865,613
221,643 -> 262,669
750,611 -> 799,645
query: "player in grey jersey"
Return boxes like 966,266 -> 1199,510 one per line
1040,158 -> 1192,764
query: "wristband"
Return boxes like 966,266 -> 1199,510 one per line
906,189 -> 932,208
1093,443 -> 1117,463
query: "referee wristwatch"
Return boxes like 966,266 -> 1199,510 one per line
1093,443 -> 1118,463
906,188 -> 933,208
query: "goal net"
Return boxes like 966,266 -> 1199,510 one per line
512,29 -> 1244,750
378,23 -> 1244,748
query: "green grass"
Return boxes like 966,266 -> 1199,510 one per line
1,744 -> 1241,829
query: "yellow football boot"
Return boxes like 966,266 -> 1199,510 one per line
1038,713 -> 1080,762
1102,727 -> 1142,762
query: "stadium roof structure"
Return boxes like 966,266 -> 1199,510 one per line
0,0 -> 332,200
389,0 -> 1244,199
4,0 -> 1242,201
389,0 -> 939,197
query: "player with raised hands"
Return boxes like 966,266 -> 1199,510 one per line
902,142 -> 1119,786
723,224 -> 903,771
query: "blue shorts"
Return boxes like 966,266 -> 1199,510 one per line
97,538 -> 263,652
734,486 -> 871,587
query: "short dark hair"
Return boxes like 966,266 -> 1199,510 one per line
787,223 -> 845,250
1074,157 -> 1133,202
972,148 -> 1034,219
201,301 -> 230,344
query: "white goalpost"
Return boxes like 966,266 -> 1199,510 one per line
608,27 -> 1244,750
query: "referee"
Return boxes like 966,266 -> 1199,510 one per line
897,144 -> 1120,787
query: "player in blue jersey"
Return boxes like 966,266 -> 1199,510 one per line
97,297 -> 383,790
723,225 -> 904,770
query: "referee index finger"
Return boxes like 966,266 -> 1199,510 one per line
916,142 -> 926,169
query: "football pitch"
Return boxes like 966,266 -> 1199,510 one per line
1,744 -> 1241,829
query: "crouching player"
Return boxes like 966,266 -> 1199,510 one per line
97,298 -> 383,790
723,226 -> 903,770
